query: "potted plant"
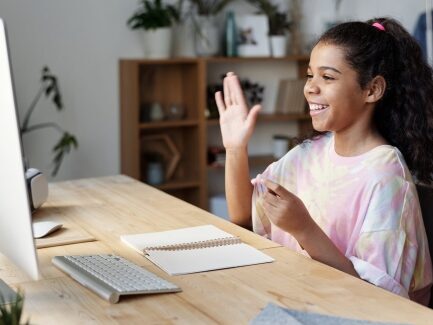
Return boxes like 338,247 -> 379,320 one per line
127,0 -> 179,58
189,0 -> 233,56
246,0 -> 292,57
0,290 -> 29,325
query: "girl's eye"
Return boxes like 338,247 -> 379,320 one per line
323,75 -> 335,80
306,73 -> 313,79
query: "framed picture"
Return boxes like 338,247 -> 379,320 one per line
236,14 -> 271,57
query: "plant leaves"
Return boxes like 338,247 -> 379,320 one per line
0,289 -> 28,325
52,132 -> 78,177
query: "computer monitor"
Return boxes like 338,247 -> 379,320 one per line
0,18 -> 40,301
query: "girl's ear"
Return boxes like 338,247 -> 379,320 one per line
365,76 -> 386,103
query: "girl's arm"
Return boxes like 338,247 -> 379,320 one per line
225,147 -> 253,228
215,72 -> 261,227
263,180 -> 359,277
295,221 -> 359,277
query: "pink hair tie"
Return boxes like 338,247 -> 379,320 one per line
372,22 -> 385,31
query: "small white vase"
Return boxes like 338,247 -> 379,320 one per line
143,27 -> 172,59
194,15 -> 220,57
270,35 -> 287,58
173,22 -> 196,58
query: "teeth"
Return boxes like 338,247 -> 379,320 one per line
309,104 -> 329,111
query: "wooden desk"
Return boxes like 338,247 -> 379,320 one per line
1,175 -> 432,324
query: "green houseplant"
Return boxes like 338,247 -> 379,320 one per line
246,0 -> 291,36
127,0 -> 180,58
246,0 -> 292,57
21,66 -> 78,177
0,290 -> 29,325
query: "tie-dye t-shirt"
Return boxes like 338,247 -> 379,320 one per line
252,133 -> 432,305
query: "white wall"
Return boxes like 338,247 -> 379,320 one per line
0,0 -> 427,181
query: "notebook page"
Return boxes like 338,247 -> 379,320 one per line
146,243 -> 274,275
120,225 -> 235,254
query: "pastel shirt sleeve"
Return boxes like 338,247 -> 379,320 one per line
349,178 -> 431,299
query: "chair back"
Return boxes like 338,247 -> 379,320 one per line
416,183 -> 433,308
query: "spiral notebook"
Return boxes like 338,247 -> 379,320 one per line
120,225 -> 274,275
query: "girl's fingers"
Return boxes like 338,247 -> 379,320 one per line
263,191 -> 280,208
246,104 -> 261,127
215,91 -> 226,117
223,73 -> 232,107
230,76 -> 248,108
228,74 -> 240,106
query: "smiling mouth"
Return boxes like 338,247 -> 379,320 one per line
309,103 -> 329,111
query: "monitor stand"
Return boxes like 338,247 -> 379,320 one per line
0,278 -> 17,305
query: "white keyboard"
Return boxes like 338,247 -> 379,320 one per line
52,254 -> 181,303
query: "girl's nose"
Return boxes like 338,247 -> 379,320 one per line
304,80 -> 320,94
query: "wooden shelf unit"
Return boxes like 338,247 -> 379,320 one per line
120,56 -> 310,209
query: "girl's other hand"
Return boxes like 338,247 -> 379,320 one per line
262,179 -> 315,237
215,72 -> 261,150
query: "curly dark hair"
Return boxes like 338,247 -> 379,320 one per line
305,17 -> 433,184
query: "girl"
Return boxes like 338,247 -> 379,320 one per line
215,17 -> 433,305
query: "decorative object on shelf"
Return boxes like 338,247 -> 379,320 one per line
149,102 -> 165,121
269,35 -> 286,57
241,78 -> 265,106
143,152 -> 165,185
20,66 -> 78,177
190,0 -> 233,56
246,0 -> 292,57
194,15 -> 220,56
236,15 -> 271,57
166,103 -> 185,120
141,134 -> 180,181
224,11 -> 238,57
274,79 -> 306,114
127,0 -> 179,58
170,0 -> 197,57
206,75 -> 264,119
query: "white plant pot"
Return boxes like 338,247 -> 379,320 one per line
270,35 -> 287,57
173,22 -> 196,58
143,27 -> 172,59
194,15 -> 220,57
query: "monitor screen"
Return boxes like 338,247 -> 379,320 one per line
0,18 -> 39,281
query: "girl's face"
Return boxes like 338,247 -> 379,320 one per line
304,42 -> 373,134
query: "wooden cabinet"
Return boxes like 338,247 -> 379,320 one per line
120,56 -> 310,209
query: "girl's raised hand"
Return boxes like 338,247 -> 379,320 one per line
262,179 -> 315,237
215,72 -> 261,150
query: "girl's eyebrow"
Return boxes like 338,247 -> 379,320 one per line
308,65 -> 342,74
319,66 -> 342,74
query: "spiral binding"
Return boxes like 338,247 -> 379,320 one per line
143,236 -> 242,254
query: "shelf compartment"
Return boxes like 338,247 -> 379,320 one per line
140,127 -> 201,183
139,63 -> 199,120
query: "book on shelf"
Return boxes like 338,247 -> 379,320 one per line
120,225 -> 274,275
274,79 -> 306,114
